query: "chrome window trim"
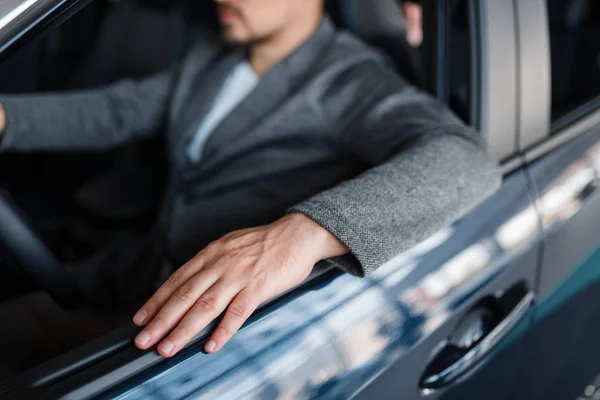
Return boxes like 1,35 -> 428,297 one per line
525,107 -> 600,164
501,155 -> 523,177
0,0 -> 41,31
514,0 -> 552,150
0,0 -> 89,57
475,0 -> 519,161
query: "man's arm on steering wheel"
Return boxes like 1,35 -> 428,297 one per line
0,70 -> 174,153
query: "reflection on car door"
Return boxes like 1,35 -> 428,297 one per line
42,168 -> 541,400
354,169 -> 540,400
509,0 -> 600,396
515,113 -> 600,400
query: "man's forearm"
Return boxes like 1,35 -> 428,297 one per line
286,212 -> 350,262
0,71 -> 173,153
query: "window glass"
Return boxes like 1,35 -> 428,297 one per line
420,0 -> 473,126
448,0 -> 472,126
548,0 -> 600,121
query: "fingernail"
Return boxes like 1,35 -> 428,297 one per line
205,340 -> 216,353
159,340 -> 175,355
135,331 -> 150,347
133,309 -> 148,325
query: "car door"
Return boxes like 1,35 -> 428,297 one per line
2,0 -> 542,399
357,1 -> 542,399
508,0 -> 600,399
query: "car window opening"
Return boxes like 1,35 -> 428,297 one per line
0,0 -> 477,374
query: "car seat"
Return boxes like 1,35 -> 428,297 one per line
65,0 -> 188,89
67,0 -> 198,225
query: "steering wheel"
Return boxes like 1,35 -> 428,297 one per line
0,189 -> 83,309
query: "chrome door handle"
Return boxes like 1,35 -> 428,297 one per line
420,285 -> 535,390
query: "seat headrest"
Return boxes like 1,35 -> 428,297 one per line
338,0 -> 407,41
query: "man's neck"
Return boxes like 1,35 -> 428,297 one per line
248,14 -> 322,77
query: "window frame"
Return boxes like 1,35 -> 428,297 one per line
0,0 -> 90,61
518,0 -> 600,165
552,97 -> 600,134
425,0 -> 520,165
546,0 -> 600,131
434,0 -> 478,127
475,0 -> 521,163
514,0 -> 551,151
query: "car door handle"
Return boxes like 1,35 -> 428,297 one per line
420,284 -> 535,391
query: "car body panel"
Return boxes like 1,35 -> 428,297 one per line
529,119 -> 600,302
514,114 -> 600,400
33,169 -> 540,400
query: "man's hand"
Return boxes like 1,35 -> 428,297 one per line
133,213 -> 348,357
403,2 -> 423,47
0,103 -> 6,135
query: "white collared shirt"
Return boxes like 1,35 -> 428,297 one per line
186,61 -> 259,163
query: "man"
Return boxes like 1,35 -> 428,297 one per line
0,0 -> 500,359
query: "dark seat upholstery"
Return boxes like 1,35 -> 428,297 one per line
67,0 -> 188,89
71,0 -> 196,222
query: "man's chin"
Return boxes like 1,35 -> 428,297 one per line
221,30 -> 251,46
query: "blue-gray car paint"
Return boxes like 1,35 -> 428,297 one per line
509,115 -> 600,400
35,168 -> 539,400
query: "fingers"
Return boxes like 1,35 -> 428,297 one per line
155,282 -> 243,357
130,221 -> 305,358
133,265 -> 201,327
133,245 -> 221,327
134,270 -> 221,350
204,289 -> 259,353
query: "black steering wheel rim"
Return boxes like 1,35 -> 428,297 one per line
0,189 -> 83,309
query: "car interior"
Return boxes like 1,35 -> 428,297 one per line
548,0 -> 600,121
0,0 -> 469,374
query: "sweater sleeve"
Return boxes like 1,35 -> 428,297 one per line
289,62 -> 501,277
0,69 -> 175,153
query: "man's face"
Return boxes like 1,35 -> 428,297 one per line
213,0 -> 294,45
